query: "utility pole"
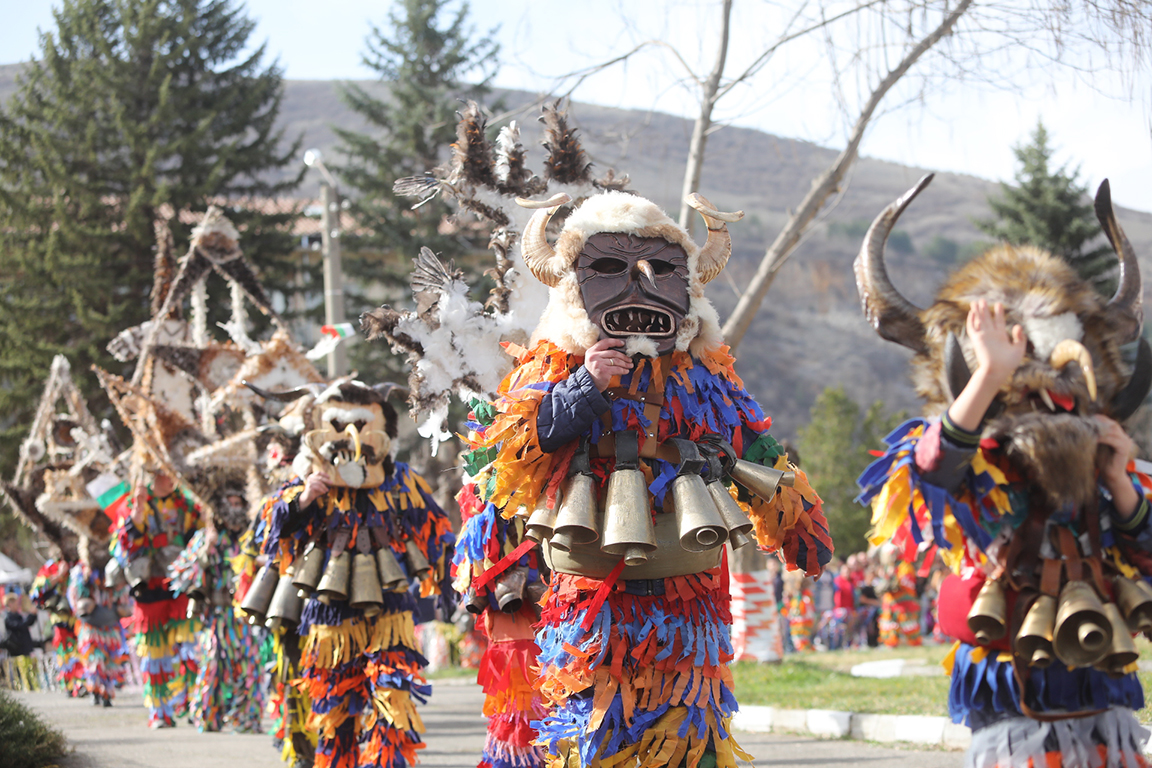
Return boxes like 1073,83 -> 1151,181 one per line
320,181 -> 346,377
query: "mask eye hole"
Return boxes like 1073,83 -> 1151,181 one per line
588,257 -> 627,275
331,420 -> 345,433
649,259 -> 676,276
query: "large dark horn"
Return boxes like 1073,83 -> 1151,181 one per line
243,381 -> 321,401
854,174 -> 932,354
1096,179 -> 1143,344
945,332 -> 972,401
1109,338 -> 1152,422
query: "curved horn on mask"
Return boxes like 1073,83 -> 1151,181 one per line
945,332 -> 972,401
1096,180 -> 1143,344
685,193 -> 744,284
854,174 -> 933,354
515,193 -> 572,287
243,381 -> 324,402
1109,338 -> 1152,422
372,383 -> 410,401
1050,339 -> 1097,402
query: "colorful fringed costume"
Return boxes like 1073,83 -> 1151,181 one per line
169,525 -> 264,732
785,587 -> 815,652
265,464 -> 454,768
453,478 -> 546,768
878,561 -> 921,648
66,562 -> 129,703
468,339 -> 831,768
853,176 -> 1152,768
114,484 -> 203,726
236,485 -> 317,766
31,560 -> 84,696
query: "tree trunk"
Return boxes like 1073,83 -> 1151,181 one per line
677,0 -> 733,237
721,0 -> 973,351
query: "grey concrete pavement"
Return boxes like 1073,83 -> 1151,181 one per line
14,681 -> 962,767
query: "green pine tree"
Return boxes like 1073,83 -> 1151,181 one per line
798,386 -> 906,555
336,0 -> 499,385
0,0 -> 302,489
977,121 -> 1113,292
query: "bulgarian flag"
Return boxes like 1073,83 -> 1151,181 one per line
305,322 -> 357,361
86,472 -> 131,526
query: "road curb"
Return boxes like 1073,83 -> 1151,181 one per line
731,705 -> 972,750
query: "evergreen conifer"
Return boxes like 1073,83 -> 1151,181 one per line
977,121 -> 1113,292
0,0 -> 301,485
335,0 -> 499,383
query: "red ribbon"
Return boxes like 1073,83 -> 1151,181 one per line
580,556 -> 627,631
472,538 -> 538,592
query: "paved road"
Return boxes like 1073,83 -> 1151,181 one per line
14,681 -> 962,767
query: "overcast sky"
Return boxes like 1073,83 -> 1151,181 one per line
5,0 -> 1152,211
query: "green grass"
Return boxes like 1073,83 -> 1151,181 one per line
0,688 -> 68,768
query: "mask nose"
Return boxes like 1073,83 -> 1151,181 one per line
632,259 -> 657,290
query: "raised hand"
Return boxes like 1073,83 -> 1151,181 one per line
946,299 -> 1027,433
585,338 -> 633,391
298,470 -> 331,509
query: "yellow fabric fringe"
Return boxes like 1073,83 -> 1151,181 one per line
303,611 -> 418,669
366,687 -> 426,734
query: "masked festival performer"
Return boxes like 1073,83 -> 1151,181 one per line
857,176 -> 1152,767
67,542 -> 129,706
114,468 -> 203,727
31,559 -> 85,696
168,486 -> 264,732
235,427 -> 318,766
250,380 -> 455,768
878,559 -> 922,648
460,190 -> 831,768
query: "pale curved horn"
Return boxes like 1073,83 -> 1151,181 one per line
1050,339 -> 1097,402
515,192 -> 571,287
686,193 -> 744,284
853,174 -> 932,354
1096,180 -> 1143,343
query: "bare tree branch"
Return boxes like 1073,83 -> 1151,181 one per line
721,0 -> 975,351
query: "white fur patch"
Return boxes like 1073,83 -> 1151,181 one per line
320,406 -> 376,427
623,336 -> 659,357
1023,312 -> 1083,361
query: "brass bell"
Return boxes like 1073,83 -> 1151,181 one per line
240,563 -> 279,624
1016,594 -> 1056,668
495,567 -> 528,613
186,597 -> 200,620
464,589 -> 489,615
551,473 -> 600,551
1098,602 -> 1139,677
729,459 -> 795,501
708,480 -> 755,549
601,468 -> 657,566
404,539 -> 432,582
967,578 -> 1008,645
349,553 -> 385,616
1113,576 -> 1152,633
672,473 -> 728,552
526,494 -> 561,543
315,551 -> 352,604
525,579 -> 547,608
266,571 -> 305,629
375,547 -> 409,593
126,556 -> 151,589
292,543 -> 325,598
1053,580 -> 1112,667
105,558 -> 127,589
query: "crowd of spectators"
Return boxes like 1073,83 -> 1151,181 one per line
774,550 -> 948,653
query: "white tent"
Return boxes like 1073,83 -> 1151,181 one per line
0,553 -> 33,585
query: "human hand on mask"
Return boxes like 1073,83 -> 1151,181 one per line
1095,415 -> 1140,518
585,338 -> 633,391
947,299 -> 1026,432
299,471 -> 331,509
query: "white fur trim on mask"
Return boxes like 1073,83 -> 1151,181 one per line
1023,312 -> 1083,361
320,406 -> 376,426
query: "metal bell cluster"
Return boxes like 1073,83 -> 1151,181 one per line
533,435 -> 795,568
968,573 -> 1152,677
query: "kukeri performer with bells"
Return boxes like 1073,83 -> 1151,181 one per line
856,176 -> 1152,767
246,380 -> 455,768
113,468 -> 203,727
168,486 -> 264,732
461,190 -> 832,768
